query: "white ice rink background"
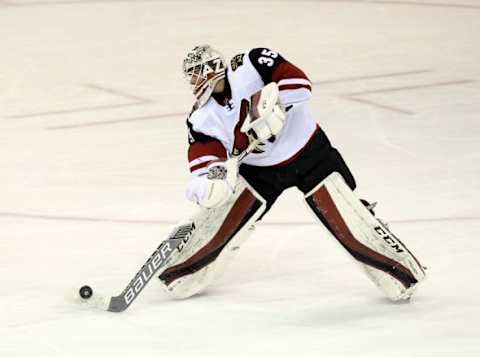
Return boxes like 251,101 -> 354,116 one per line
1,0 -> 480,356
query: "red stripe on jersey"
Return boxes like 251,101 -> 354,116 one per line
188,140 -> 227,162
233,99 -> 251,153
278,83 -> 312,91
188,140 -> 227,172
272,61 -> 310,83
190,161 -> 210,172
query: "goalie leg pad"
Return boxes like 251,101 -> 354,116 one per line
305,172 -> 426,301
158,178 -> 266,299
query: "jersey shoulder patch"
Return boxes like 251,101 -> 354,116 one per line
230,53 -> 245,71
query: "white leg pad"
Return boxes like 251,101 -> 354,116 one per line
305,172 -> 426,301
159,178 -> 266,299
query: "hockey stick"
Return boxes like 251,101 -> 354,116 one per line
81,223 -> 195,312
79,140 -> 259,312
235,138 -> 259,161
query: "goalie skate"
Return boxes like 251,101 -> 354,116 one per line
305,172 -> 426,301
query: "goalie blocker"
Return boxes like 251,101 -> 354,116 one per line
305,172 -> 426,301
158,178 -> 266,298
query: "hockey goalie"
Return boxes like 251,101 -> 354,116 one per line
157,45 -> 426,301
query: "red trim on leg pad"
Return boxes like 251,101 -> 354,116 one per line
306,186 -> 417,289
159,189 -> 263,285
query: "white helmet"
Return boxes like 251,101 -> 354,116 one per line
183,45 -> 226,107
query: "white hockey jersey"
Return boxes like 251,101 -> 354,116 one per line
186,48 -> 318,203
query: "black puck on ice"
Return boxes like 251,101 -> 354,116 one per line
79,285 -> 93,299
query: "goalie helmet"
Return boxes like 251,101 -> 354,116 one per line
183,45 -> 226,107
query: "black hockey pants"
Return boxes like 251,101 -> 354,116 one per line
239,127 -> 356,220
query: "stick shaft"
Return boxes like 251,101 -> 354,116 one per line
235,139 -> 259,162
105,223 -> 195,312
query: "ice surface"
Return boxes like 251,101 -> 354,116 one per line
1,1 -> 480,356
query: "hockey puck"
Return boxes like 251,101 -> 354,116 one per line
79,285 -> 93,299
